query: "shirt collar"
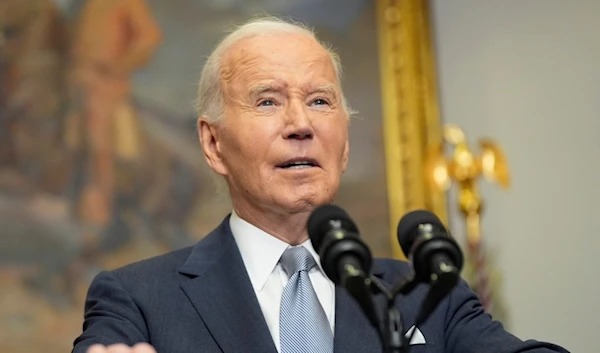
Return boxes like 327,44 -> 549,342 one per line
229,210 -> 327,292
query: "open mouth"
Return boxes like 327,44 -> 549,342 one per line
276,158 -> 320,169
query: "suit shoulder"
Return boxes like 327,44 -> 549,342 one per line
373,257 -> 412,279
373,258 -> 411,274
110,246 -> 192,282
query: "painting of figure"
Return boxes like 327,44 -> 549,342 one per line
0,1 -> 387,352
66,0 -> 162,256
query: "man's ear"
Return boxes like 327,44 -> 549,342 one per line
198,117 -> 228,176
341,139 -> 350,173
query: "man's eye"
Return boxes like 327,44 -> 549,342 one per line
258,99 -> 275,107
311,99 -> 329,106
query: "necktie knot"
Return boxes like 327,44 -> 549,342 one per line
280,246 -> 316,278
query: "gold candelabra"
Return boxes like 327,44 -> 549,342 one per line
426,124 -> 510,313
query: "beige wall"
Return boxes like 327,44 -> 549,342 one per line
432,1 -> 600,351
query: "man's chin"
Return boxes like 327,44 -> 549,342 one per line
273,189 -> 335,212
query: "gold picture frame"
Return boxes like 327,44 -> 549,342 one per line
376,0 -> 448,259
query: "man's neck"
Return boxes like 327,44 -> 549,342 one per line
232,202 -> 311,246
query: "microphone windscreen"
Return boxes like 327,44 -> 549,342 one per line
396,210 -> 446,256
307,204 -> 356,251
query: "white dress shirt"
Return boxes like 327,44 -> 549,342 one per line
229,210 -> 336,352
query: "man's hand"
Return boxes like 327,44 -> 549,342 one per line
87,343 -> 156,353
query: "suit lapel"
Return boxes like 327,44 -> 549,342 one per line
179,217 -> 277,353
333,266 -> 386,353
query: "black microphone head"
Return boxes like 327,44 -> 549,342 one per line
397,210 -> 446,256
307,204 -> 370,286
307,204 -> 358,252
307,204 -> 377,326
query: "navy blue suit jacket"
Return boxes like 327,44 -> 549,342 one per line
73,216 -> 568,353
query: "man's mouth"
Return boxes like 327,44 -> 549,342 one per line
276,158 -> 320,169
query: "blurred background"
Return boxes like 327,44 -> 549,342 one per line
0,0 -> 597,352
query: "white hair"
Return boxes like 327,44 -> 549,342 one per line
194,15 -> 355,123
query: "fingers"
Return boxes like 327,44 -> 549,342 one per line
87,344 -> 109,353
86,343 -> 156,353
106,344 -> 133,353
132,343 -> 157,353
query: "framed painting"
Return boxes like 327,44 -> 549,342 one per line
0,0 -> 444,351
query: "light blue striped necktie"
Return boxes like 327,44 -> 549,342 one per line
279,246 -> 334,353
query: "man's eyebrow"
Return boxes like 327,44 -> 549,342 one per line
247,83 -> 339,98
309,84 -> 338,96
248,84 -> 285,98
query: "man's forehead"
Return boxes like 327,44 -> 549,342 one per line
220,33 -> 337,87
224,32 -> 326,58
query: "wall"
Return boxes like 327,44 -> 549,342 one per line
432,1 -> 600,351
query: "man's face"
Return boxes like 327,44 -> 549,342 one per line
199,32 -> 349,214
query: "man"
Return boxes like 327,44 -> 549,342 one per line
73,17 -> 568,353
66,0 -> 161,251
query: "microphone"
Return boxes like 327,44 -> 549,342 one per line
397,210 -> 464,325
307,204 -> 377,327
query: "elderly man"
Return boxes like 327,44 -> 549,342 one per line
73,17 -> 568,353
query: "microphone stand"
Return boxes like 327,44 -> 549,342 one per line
369,277 -> 402,353
364,274 -> 435,353
368,276 -> 411,353
352,271 -> 457,352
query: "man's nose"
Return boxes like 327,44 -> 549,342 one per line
283,103 -> 314,140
